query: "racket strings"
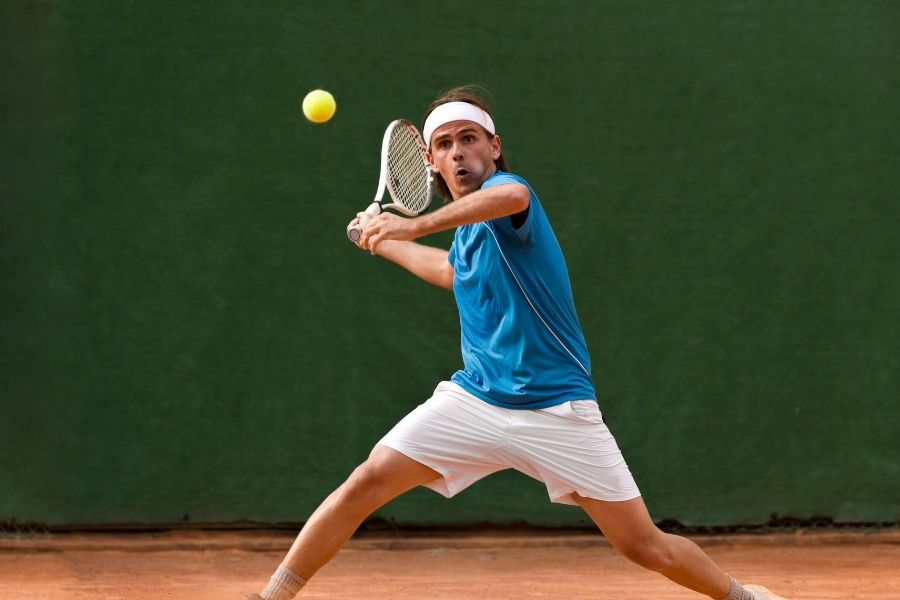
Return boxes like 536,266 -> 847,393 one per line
387,125 -> 431,213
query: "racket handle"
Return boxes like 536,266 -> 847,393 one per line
346,202 -> 382,244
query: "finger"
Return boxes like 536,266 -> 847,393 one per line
358,224 -> 373,250
356,212 -> 374,230
369,231 -> 382,255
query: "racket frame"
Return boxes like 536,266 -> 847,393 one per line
347,120 -> 432,243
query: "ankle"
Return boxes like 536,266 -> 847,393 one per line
260,565 -> 306,600
719,577 -> 754,600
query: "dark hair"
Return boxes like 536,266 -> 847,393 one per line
423,85 -> 509,201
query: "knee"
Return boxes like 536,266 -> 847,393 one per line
616,534 -> 675,574
335,462 -> 392,513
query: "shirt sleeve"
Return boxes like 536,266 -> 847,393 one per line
448,235 -> 457,265
481,172 -> 534,246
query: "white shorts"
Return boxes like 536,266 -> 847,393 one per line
378,381 -> 640,505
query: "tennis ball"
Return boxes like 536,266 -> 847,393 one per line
302,89 -> 336,124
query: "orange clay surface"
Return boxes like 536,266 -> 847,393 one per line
1,529 -> 898,599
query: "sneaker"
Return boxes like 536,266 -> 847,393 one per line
746,584 -> 788,600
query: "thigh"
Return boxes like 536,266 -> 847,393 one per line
353,444 -> 443,499
573,493 -> 663,548
505,402 -> 641,505
378,381 -> 511,498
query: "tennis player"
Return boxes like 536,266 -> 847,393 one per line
244,87 -> 787,600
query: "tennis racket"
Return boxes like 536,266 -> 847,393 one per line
346,119 -> 433,243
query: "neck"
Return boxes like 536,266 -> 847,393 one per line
450,165 -> 498,201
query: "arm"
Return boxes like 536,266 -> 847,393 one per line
347,212 -> 454,290
359,182 -> 530,254
370,240 -> 454,290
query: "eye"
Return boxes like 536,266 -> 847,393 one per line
464,135 -> 475,143
438,140 -> 450,149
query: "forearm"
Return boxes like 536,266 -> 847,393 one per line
357,182 -> 529,260
374,240 -> 453,290
410,183 -> 529,238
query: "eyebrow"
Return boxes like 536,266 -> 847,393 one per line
432,126 -> 480,143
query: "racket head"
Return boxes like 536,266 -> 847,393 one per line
381,120 -> 433,216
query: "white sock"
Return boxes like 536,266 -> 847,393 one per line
720,577 -> 755,600
260,565 -> 306,600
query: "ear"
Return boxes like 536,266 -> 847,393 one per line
426,151 -> 440,173
490,135 -> 502,161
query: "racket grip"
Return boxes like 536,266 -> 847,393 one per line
346,202 -> 382,244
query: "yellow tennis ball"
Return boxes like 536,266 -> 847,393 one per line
302,89 -> 336,123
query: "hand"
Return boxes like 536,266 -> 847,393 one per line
358,212 -> 419,255
347,211 -> 373,248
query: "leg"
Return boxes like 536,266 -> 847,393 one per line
253,382 -> 510,599
573,493 -> 731,598
282,444 -> 440,581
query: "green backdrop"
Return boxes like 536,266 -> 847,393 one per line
2,1 -> 899,528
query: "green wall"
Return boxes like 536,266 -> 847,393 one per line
2,1 -> 899,528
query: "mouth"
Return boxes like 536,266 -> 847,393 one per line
454,168 -> 471,178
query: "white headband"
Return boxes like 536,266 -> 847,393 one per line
422,101 -> 496,148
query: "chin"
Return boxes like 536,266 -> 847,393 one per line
455,182 -> 479,197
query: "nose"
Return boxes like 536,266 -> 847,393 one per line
451,141 -> 465,161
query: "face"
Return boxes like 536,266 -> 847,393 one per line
427,120 -> 501,200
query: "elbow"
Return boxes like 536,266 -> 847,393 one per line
511,184 -> 530,212
497,183 -> 531,216
442,264 -> 455,290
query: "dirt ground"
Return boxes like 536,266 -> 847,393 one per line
1,529 -> 898,600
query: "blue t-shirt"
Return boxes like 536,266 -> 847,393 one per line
448,171 -> 595,409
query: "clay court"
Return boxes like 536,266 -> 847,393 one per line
3,530 -> 899,599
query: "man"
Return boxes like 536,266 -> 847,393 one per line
244,87 -> 787,600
